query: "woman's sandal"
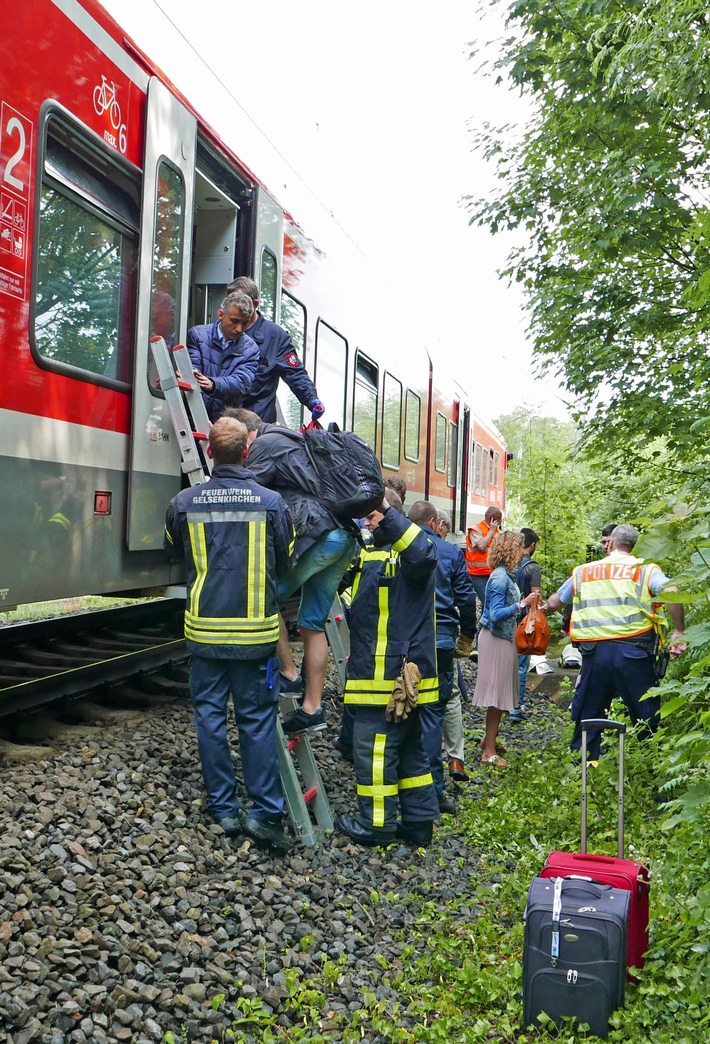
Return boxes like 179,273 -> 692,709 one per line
481,753 -> 507,767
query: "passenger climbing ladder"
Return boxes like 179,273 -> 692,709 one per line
151,335 -> 334,845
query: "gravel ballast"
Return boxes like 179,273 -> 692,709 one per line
0,657 -> 568,1042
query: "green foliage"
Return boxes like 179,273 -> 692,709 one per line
469,0 -> 710,457
497,406 -> 595,589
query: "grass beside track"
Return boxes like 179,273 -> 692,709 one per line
0,595 -> 156,627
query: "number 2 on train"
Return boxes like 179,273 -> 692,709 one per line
1,105 -> 31,194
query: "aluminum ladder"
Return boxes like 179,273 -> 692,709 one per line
152,333 -> 333,845
150,337 -> 213,485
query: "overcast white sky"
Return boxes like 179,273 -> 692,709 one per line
103,0 -> 571,423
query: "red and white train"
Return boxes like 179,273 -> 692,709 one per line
0,0 -> 506,612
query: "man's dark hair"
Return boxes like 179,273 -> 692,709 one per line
521,527 -> 540,549
601,522 -> 618,537
383,490 -> 403,514
384,475 -> 407,504
223,406 -> 261,431
227,275 -> 259,301
407,500 -> 438,528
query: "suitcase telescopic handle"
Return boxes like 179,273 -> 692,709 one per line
580,719 -> 625,858
583,719 -> 626,734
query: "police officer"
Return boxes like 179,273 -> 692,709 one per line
164,417 -> 296,849
544,523 -> 686,760
227,276 -> 324,424
336,497 -> 440,847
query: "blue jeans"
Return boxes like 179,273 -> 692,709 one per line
471,574 -> 489,607
518,654 -> 530,711
278,528 -> 356,631
419,646 -> 455,797
190,655 -> 284,821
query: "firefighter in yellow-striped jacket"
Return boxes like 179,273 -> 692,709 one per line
335,496 -> 440,848
164,417 -> 296,850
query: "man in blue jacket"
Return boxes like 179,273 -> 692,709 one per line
407,501 -> 477,812
186,292 -> 260,421
227,276 -> 324,424
164,416 -> 295,849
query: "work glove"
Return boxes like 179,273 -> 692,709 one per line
385,662 -> 421,723
455,634 -> 474,659
310,398 -> 325,420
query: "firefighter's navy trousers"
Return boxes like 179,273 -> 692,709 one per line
352,705 -> 439,837
190,655 -> 285,822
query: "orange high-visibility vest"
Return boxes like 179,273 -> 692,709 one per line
465,521 -> 492,576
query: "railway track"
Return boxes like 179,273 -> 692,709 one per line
0,598 -> 187,719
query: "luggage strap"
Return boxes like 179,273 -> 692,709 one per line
551,877 -> 562,966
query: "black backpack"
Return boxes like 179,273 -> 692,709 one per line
516,555 -> 536,596
301,422 -> 384,520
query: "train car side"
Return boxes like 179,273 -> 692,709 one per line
0,0 -> 505,612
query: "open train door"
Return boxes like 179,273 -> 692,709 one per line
127,78 -> 196,550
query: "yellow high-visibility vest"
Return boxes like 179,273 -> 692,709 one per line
569,553 -> 666,642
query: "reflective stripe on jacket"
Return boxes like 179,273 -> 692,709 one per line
343,511 -> 439,707
465,521 -> 492,576
569,553 -> 664,643
164,465 -> 295,658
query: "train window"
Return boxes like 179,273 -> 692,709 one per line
260,248 -> 277,320
474,442 -> 486,496
435,412 -> 447,472
493,450 -> 500,487
488,447 -> 495,487
33,114 -> 139,385
382,372 -> 402,469
353,352 -> 378,450
404,389 -> 420,461
447,421 -> 458,487
278,289 -> 307,428
315,320 -> 347,430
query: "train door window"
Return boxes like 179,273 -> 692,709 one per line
447,421 -> 457,487
33,113 -> 139,385
260,247 -> 277,320
493,450 -> 500,488
382,372 -> 402,468
315,320 -> 347,430
353,352 -> 378,449
278,289 -> 307,428
435,412 -> 447,472
150,161 -> 184,340
488,447 -> 495,487
145,161 -> 186,399
404,389 -> 420,461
